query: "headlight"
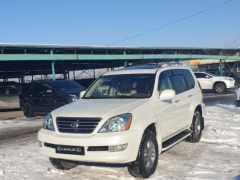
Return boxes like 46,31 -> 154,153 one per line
43,113 -> 55,131
98,114 -> 132,133
69,95 -> 78,102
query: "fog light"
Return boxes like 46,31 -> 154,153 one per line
109,143 -> 128,152
38,141 -> 42,147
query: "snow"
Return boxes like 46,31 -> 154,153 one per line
0,101 -> 240,179
201,100 -> 240,147
0,117 -> 43,140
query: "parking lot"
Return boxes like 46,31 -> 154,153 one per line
0,93 -> 239,180
1,0 -> 240,179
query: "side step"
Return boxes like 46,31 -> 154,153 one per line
162,130 -> 191,151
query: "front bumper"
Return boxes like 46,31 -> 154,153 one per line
38,128 -> 140,164
227,81 -> 235,89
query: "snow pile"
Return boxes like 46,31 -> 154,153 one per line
0,117 -> 42,130
0,117 -> 43,140
202,102 -> 240,147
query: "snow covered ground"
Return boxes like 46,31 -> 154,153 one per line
0,101 -> 240,180
0,117 -> 42,140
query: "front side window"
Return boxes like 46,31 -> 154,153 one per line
84,74 -> 155,99
158,70 -> 173,93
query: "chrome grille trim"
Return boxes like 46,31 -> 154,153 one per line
56,117 -> 101,134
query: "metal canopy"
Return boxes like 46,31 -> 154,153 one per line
0,44 -> 239,80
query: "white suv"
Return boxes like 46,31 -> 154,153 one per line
38,64 -> 205,178
194,72 -> 235,93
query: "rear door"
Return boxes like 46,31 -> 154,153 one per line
182,69 -> 197,126
171,69 -> 190,131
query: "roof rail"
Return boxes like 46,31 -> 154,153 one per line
119,62 -> 186,71
157,62 -> 184,68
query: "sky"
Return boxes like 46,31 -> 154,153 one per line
0,0 -> 240,48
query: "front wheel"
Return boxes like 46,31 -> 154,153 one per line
186,111 -> 203,143
22,102 -> 34,117
127,130 -> 158,178
49,158 -> 77,170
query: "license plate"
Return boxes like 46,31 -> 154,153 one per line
55,145 -> 85,155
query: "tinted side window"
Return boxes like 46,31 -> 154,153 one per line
158,70 -> 173,93
33,83 -> 50,94
183,70 -> 195,89
171,74 -> 188,94
194,73 -> 207,78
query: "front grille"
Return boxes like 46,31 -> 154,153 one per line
56,117 -> 101,134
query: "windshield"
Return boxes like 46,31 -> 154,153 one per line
84,74 -> 155,99
50,81 -> 84,92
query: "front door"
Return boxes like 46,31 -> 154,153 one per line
31,83 -> 54,113
155,70 -> 179,140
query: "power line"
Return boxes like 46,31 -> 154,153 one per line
224,34 -> 240,48
107,0 -> 235,46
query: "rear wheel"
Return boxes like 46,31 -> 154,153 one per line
214,82 -> 226,93
49,158 -> 77,170
186,111 -> 203,143
127,130 -> 158,178
22,102 -> 34,117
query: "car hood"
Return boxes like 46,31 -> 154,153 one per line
52,98 -> 148,119
55,90 -> 80,98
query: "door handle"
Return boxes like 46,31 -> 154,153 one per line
188,95 -> 192,98
175,100 -> 180,103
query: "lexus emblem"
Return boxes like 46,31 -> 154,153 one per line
71,120 -> 80,130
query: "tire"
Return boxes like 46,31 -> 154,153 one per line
22,102 -> 34,117
49,158 -> 77,170
214,82 -> 226,93
186,111 -> 203,143
127,130 -> 158,178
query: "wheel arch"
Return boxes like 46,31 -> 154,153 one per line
143,123 -> 162,153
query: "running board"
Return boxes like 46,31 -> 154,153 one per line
162,130 -> 191,151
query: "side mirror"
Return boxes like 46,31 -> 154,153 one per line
159,89 -> 176,101
205,75 -> 211,78
80,91 -> 86,98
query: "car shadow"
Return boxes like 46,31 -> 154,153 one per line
76,161 -> 127,168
